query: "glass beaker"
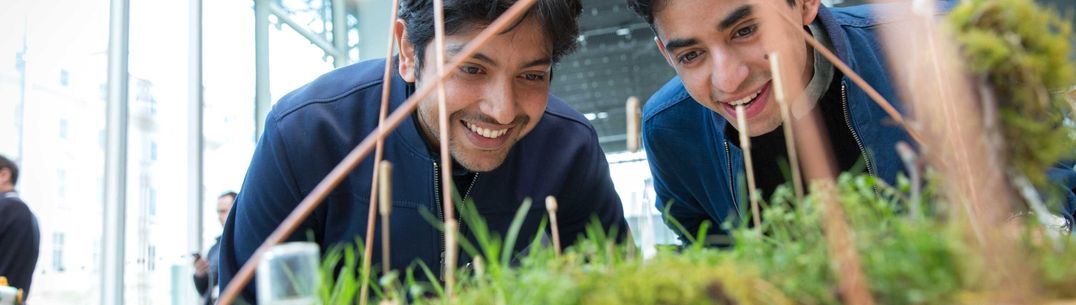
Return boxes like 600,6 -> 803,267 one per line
256,242 -> 321,305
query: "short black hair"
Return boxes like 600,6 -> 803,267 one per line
219,191 -> 237,201
0,154 -> 18,187
627,0 -> 796,26
398,0 -> 583,75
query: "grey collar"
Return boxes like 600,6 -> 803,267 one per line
795,20 -> 836,119
2,192 -> 17,199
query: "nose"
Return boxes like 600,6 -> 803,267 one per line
482,80 -> 519,125
709,49 -> 749,96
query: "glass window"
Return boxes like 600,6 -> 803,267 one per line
51,232 -> 65,272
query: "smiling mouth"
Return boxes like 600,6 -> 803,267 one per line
724,86 -> 763,107
464,121 -> 509,139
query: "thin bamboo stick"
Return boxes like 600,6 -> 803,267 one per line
873,1 -> 1032,301
545,196 -> 562,257
626,97 -> 642,153
379,161 -> 394,276
757,1 -> 922,145
768,53 -> 805,203
216,1 -> 540,303
359,1 -> 401,304
443,220 -> 459,300
379,161 -> 395,300
800,33 -> 922,145
756,6 -> 875,302
431,0 -> 458,298
734,105 -> 761,228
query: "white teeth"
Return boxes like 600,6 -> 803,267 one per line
466,122 -> 508,139
727,89 -> 762,106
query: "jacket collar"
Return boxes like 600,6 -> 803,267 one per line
386,61 -> 437,162
816,6 -> 855,73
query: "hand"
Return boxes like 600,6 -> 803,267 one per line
193,258 -> 209,277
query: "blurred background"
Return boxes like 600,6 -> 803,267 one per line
0,0 -> 1071,304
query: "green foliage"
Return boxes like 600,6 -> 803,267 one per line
949,0 -> 1076,188
315,171 -> 1076,305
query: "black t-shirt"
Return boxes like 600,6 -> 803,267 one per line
725,69 -> 863,203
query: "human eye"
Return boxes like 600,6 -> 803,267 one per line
459,65 -> 484,75
520,72 -> 547,82
733,24 -> 758,39
677,50 -> 702,64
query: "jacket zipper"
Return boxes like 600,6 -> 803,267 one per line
839,82 -> 873,177
432,161 -> 446,280
723,141 -> 742,219
463,173 -> 478,201
432,161 -> 479,280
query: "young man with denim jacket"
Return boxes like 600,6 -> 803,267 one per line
628,0 -> 1076,245
218,0 -> 629,302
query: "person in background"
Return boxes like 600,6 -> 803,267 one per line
193,191 -> 236,305
0,154 -> 39,298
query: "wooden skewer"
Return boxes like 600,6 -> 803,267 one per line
443,220 -> 459,300
800,33 -> 922,145
755,5 -> 874,303
377,161 -> 394,300
359,1 -> 401,304
768,53 -> 805,203
734,105 -> 762,228
626,97 -> 642,153
379,161 -> 394,277
882,1 -> 1033,300
215,1 -> 541,303
545,196 -> 562,257
432,0 -> 460,299
757,0 -> 921,145
472,255 -> 485,279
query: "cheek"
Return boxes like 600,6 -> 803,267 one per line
441,79 -> 485,113
520,87 -> 548,114
679,72 -> 713,103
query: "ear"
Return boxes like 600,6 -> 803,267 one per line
395,19 -> 418,82
799,0 -> 822,25
654,36 -> 675,67
0,168 -> 9,184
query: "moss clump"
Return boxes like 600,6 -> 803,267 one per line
948,0 -> 1076,188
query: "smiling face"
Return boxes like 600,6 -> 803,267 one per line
397,17 -> 552,172
652,0 -> 820,136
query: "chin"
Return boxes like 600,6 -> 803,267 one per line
749,123 -> 781,136
453,150 -> 509,173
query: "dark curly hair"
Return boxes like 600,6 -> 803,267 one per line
398,0 -> 583,75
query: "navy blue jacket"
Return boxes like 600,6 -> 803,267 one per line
642,4 -> 1076,244
219,58 -> 628,302
0,192 -> 39,296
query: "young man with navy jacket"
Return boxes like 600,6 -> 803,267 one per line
628,0 -> 1076,245
219,0 -> 629,302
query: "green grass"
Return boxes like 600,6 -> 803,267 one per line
313,170 -> 1076,305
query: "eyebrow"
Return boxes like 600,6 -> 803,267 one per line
719,5 -> 753,30
663,4 -> 753,54
663,38 -> 698,54
446,44 -> 552,69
